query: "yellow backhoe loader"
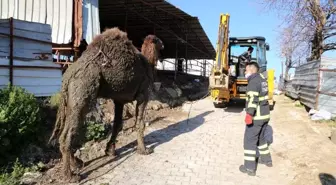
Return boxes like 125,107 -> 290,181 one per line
209,13 -> 275,108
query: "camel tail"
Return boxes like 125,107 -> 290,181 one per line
48,87 -> 68,146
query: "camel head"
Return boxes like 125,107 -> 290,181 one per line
141,35 -> 164,67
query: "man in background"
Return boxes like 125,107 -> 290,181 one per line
238,46 -> 254,77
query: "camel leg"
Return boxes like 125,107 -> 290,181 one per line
135,95 -> 152,155
59,108 -> 83,182
105,101 -> 124,156
153,68 -> 157,82
70,154 -> 84,171
59,70 -> 100,182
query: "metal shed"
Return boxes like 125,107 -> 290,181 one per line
290,57 -> 336,116
0,0 -> 215,62
0,18 -> 62,96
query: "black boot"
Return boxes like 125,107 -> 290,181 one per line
239,165 -> 256,176
258,159 -> 273,167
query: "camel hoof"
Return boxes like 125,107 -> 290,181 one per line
71,157 -> 84,170
137,147 -> 153,155
65,173 -> 81,183
105,150 -> 117,157
105,144 -> 117,157
69,174 -> 81,183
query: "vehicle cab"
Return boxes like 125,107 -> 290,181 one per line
228,37 -> 270,97
229,37 -> 270,78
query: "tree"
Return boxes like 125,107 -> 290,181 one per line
279,26 -> 309,80
261,0 -> 336,60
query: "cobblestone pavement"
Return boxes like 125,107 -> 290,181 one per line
81,96 -> 336,185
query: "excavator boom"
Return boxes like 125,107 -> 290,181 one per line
214,14 -> 230,72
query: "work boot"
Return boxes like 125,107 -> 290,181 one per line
239,165 -> 256,176
258,159 -> 273,167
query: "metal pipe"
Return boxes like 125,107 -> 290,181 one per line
203,59 -> 206,76
185,34 -> 188,74
319,68 -> 336,72
52,47 -> 75,50
0,65 -> 62,70
9,18 -> 13,86
315,68 -> 322,109
318,91 -> 336,97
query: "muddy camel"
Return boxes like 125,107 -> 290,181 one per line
49,27 -> 164,181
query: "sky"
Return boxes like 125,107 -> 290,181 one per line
167,0 -> 336,79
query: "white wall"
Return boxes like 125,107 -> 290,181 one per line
157,58 -> 214,77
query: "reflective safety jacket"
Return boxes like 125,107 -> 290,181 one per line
245,73 -> 270,121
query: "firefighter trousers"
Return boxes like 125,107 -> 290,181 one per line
243,120 -> 272,171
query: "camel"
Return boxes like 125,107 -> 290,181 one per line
49,27 -> 164,181
141,36 -> 162,81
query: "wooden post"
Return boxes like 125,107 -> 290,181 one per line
9,17 -> 14,86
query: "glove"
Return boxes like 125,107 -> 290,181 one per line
245,114 -> 253,125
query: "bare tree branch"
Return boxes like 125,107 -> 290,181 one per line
323,42 -> 336,50
260,0 -> 336,61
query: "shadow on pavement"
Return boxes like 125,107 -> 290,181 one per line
79,111 -> 212,183
224,99 -> 276,113
145,111 -> 213,149
224,100 -> 245,113
319,173 -> 336,185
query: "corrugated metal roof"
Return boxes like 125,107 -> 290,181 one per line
99,0 -> 216,59
0,0 -> 73,44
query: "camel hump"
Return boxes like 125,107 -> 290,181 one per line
90,27 -> 130,46
101,27 -> 128,40
80,27 -> 137,66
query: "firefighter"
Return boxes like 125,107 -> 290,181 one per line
239,62 -> 272,176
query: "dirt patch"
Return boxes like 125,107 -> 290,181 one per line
272,95 -> 336,185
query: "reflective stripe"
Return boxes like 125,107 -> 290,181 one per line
259,96 -> 269,101
244,156 -> 255,161
260,74 -> 265,79
259,150 -> 270,155
248,101 -> 257,108
253,114 -> 270,120
253,105 -> 270,121
247,91 -> 258,108
247,91 -> 259,96
244,150 -> 256,155
258,143 -> 268,149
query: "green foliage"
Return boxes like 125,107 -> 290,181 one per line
294,101 -> 304,107
0,85 -> 41,164
0,159 -> 37,185
49,92 -> 61,108
85,121 -> 107,141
